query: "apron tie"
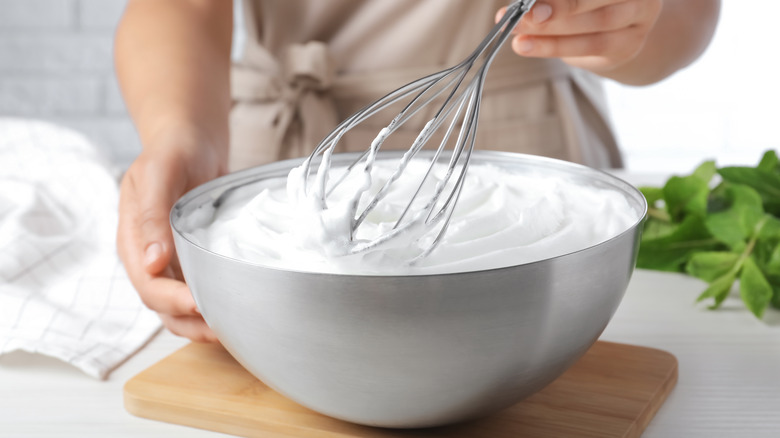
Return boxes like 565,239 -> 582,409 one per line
230,41 -> 339,169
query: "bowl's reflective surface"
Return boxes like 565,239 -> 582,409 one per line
171,151 -> 647,428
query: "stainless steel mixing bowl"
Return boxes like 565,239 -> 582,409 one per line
170,151 -> 647,428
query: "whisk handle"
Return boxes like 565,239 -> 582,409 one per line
482,0 -> 537,68
513,0 -> 538,12
505,0 -> 538,29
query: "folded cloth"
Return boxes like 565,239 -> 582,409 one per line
0,118 -> 161,379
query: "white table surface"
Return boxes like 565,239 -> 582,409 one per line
3,173 -> 780,437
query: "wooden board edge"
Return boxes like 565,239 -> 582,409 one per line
623,347 -> 679,438
124,377 -> 352,438
124,382 -> 297,438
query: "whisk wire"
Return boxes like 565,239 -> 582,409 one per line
353,69 -> 479,231
295,0 -> 537,260
388,89 -> 473,231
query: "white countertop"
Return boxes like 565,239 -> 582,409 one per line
2,268 -> 780,437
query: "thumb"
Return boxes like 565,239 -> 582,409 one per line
133,159 -> 182,276
495,6 -> 508,24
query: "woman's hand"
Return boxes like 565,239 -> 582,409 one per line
499,0 -> 720,85
114,0 -> 232,341
501,0 -> 662,74
117,128 -> 226,342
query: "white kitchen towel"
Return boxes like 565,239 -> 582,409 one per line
0,118 -> 161,379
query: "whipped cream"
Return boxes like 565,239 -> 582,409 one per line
186,157 -> 640,275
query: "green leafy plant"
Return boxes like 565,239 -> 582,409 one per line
637,150 -> 780,318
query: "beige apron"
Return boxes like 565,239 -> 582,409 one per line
229,0 -> 622,172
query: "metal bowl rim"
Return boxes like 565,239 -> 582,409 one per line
170,150 -> 648,278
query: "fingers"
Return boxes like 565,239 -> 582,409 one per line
496,0 -> 618,27
518,0 -> 653,36
512,26 -> 645,61
159,313 -> 219,343
133,160 -> 183,275
532,0 -> 626,17
116,155 -> 201,320
119,210 -> 199,317
496,0 -> 662,71
137,271 -> 199,316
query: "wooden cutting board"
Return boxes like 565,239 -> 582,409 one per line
124,341 -> 677,438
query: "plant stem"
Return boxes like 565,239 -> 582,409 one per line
647,207 -> 671,222
730,215 -> 769,275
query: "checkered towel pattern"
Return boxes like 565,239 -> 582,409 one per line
0,119 -> 161,379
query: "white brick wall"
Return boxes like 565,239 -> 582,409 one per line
0,77 -> 102,114
79,0 -> 129,29
0,0 -> 75,29
0,0 -> 140,168
0,35 -> 113,72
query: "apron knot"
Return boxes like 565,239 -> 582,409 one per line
230,41 -> 339,170
283,41 -> 334,92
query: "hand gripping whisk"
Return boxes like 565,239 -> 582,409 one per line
291,0 -> 538,262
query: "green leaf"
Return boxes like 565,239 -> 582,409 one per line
765,201 -> 780,218
766,243 -> 780,276
757,150 -> 779,173
638,215 -> 721,272
663,174 -> 710,221
750,151 -> 780,217
706,182 -> 731,213
642,218 -> 677,240
634,150 -> 780,319
696,272 -> 737,310
704,184 -> 764,250
740,256 -> 773,318
718,166 -> 780,203
771,280 -> 780,310
765,263 -> 780,310
752,217 -> 780,273
693,160 -> 717,183
758,215 -> 780,242
686,251 -> 740,282
640,186 -> 664,206
753,239 -> 777,271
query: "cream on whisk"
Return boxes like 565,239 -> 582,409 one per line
285,121 -> 440,260
187,158 -> 639,275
